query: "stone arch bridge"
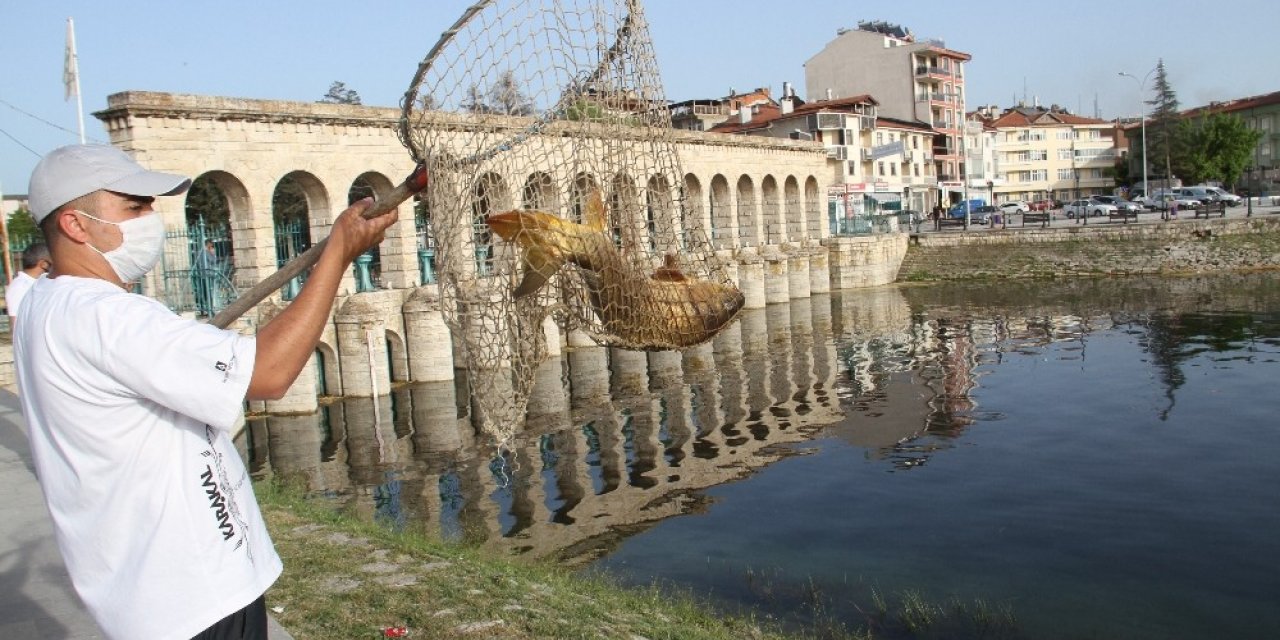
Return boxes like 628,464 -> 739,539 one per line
94,91 -> 907,414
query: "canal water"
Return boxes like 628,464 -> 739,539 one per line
245,272 -> 1280,640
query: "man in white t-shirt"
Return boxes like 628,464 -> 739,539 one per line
5,241 -> 51,330
15,144 -> 397,640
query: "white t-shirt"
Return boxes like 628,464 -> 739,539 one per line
14,275 -> 281,640
5,270 -> 38,319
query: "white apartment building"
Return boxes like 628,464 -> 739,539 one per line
973,105 -> 1117,204
710,92 -> 937,216
805,22 -> 970,199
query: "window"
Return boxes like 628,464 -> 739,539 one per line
891,163 -> 898,176
876,132 -> 884,145
1058,168 -> 1076,180
1057,130 -> 1072,140
1030,170 -> 1047,181
1058,149 -> 1072,160
1030,150 -> 1047,161
878,162 -> 885,176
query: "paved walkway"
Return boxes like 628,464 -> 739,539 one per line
0,387 -> 293,639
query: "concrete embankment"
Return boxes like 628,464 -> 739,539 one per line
899,216 -> 1280,281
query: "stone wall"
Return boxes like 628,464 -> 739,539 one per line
899,218 -> 1280,281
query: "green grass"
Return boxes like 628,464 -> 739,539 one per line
257,480 -> 790,639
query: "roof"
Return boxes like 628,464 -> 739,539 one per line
986,107 -> 1110,128
1179,90 -> 1280,119
708,95 -> 879,134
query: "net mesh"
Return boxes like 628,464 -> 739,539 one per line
397,0 -> 742,444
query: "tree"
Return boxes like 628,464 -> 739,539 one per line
5,207 -> 42,247
184,176 -> 230,229
1175,112 -> 1263,188
461,83 -> 490,114
1146,60 -> 1180,182
486,71 -> 535,116
320,81 -> 362,105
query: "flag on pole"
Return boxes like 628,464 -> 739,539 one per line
63,18 -> 79,101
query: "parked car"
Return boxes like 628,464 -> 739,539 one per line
971,205 -> 998,225
1153,193 -> 1201,211
1174,186 -> 1218,204
1063,199 -> 1115,219
999,201 -> 1030,214
1205,186 -> 1243,206
1090,195 -> 1142,214
946,199 -> 988,220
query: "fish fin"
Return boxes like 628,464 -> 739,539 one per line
583,190 -> 607,232
651,254 -> 688,282
512,244 -> 565,299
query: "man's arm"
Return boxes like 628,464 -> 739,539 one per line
247,198 -> 397,400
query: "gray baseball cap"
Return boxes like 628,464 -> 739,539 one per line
28,144 -> 191,223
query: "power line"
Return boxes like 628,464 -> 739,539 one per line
0,126 -> 41,157
0,97 -> 104,145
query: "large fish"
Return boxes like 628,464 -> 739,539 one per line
486,192 -> 745,351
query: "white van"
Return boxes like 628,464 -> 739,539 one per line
1174,186 -> 1217,204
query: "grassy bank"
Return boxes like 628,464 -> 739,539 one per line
256,481 -> 792,640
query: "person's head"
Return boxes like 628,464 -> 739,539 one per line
20,243 -> 52,275
28,145 -> 190,285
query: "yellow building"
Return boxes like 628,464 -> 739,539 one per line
974,105 -> 1117,204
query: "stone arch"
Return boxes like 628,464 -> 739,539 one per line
646,174 -> 677,254
570,173 -> 601,223
315,341 -> 341,396
709,174 -> 732,250
761,175 -> 782,244
180,171 -> 245,313
349,172 -> 394,290
736,175 -> 759,247
385,328 -> 409,383
784,176 -> 802,241
805,176 -> 823,238
609,173 -> 641,251
272,171 -> 328,298
522,172 -> 558,211
471,172 -> 510,275
682,174 -> 707,249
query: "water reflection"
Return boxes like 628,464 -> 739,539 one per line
244,273 -> 1280,565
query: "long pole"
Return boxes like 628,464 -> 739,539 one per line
1118,69 -> 1154,200
0,182 -> 11,284
66,18 -> 86,144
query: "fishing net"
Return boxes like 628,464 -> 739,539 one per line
398,0 -> 743,445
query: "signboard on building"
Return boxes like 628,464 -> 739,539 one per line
870,140 -> 905,160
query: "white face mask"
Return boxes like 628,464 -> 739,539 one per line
76,210 -> 167,284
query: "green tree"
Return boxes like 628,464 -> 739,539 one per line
1146,59 -> 1180,182
184,176 -> 230,229
320,81 -> 362,105
1175,112 -> 1263,188
5,207 -> 42,248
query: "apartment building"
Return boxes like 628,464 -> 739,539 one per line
973,105 -> 1116,204
710,91 -> 937,215
804,22 -> 970,199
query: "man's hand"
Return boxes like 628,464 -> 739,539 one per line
326,197 -> 399,265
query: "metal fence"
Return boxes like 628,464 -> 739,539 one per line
158,218 -> 237,316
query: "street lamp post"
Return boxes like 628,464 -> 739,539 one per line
1119,69 -> 1156,202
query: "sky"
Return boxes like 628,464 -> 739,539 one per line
2,0 -> 1275,195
